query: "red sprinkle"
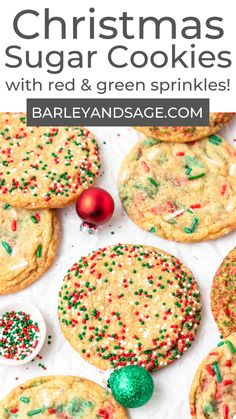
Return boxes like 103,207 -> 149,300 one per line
190,204 -> 202,209
220,184 -> 227,196
10,408 -> 19,414
35,213 -> 41,223
98,409 -> 109,418
11,220 -> 17,231
223,379 -> 233,386
48,408 -> 56,414
176,152 -> 185,156
223,404 -> 229,419
205,364 -> 214,376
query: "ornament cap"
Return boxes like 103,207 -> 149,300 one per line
80,221 -> 98,235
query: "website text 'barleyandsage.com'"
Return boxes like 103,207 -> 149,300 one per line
27,98 -> 209,126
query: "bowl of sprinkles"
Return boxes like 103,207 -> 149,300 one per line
0,301 -> 46,366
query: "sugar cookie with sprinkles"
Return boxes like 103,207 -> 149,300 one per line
190,333 -> 236,419
135,112 -> 235,143
118,135 -> 236,242
211,248 -> 236,338
0,113 -> 100,209
58,244 -> 201,372
0,203 -> 59,294
0,375 -> 128,418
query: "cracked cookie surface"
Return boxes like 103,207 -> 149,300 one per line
0,203 -> 59,294
135,113 -> 235,143
0,113 -> 100,209
0,375 -> 128,418
118,136 -> 236,242
190,334 -> 236,419
58,244 -> 201,372
211,248 -> 236,338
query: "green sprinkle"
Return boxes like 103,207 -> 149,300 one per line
142,138 -> 159,147
149,226 -> 157,233
188,173 -> 206,180
212,361 -> 222,382
209,135 -> 222,145
184,227 -> 192,234
148,177 -> 159,187
2,203 -> 11,209
27,408 -> 45,416
185,155 -> 204,168
184,217 -> 199,234
203,402 -> 214,415
225,340 -> 236,353
20,397 -> 30,404
1,241 -> 12,255
36,244 -> 42,258
185,166 -> 192,175
31,216 -> 38,224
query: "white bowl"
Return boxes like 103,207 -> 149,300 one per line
0,301 -> 46,366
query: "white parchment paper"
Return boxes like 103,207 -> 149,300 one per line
1,120 -> 236,419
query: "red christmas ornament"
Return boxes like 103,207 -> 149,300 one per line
76,187 -> 115,234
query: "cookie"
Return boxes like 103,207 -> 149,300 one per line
118,135 -> 236,242
211,248 -> 236,338
0,113 -> 100,209
135,113 -> 235,143
58,244 -> 201,372
190,333 -> 236,419
0,203 -> 59,294
0,375 -> 128,418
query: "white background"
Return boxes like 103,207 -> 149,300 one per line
1,120 -> 236,418
0,0 -> 235,111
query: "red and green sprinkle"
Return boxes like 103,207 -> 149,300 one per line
58,244 -> 201,372
0,310 -> 40,361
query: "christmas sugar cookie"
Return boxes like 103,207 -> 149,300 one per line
0,203 -> 59,294
190,333 -> 236,419
0,375 -> 128,418
0,113 -> 100,209
211,248 -> 236,338
58,244 -> 201,372
135,112 -> 235,143
118,136 -> 236,242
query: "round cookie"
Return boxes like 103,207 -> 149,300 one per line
0,203 -> 59,294
118,135 -> 236,242
211,248 -> 236,338
190,333 -> 236,419
0,113 -> 100,209
58,244 -> 201,372
0,375 -> 128,418
135,112 -> 235,143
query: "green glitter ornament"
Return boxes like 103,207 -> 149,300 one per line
108,365 -> 154,408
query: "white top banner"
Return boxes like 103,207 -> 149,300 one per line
0,0 -> 235,112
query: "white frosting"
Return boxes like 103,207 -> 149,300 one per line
229,164 -> 236,176
9,259 -> 29,271
120,169 -> 130,181
147,148 -> 159,160
164,209 -> 185,221
226,201 -> 234,212
204,157 -> 223,167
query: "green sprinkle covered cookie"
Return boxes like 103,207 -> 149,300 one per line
190,333 -> 236,419
0,375 -> 128,418
0,203 -> 60,294
0,113 -> 100,209
211,248 -> 236,338
118,136 -> 236,242
58,244 -> 201,371
135,112 -> 235,143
